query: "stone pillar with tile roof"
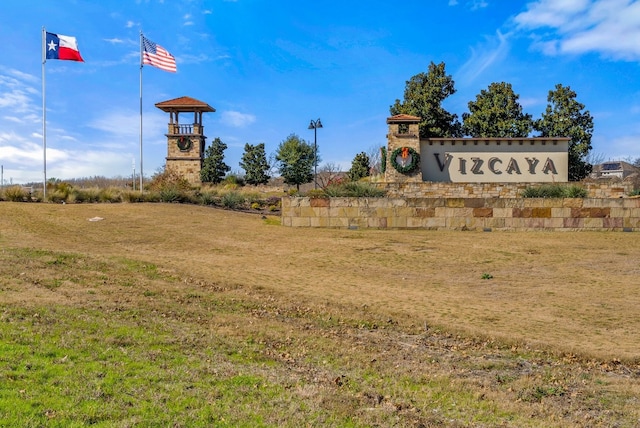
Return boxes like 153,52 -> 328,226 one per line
155,96 -> 216,184
385,114 -> 422,183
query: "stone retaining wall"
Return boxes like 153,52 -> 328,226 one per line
281,197 -> 640,231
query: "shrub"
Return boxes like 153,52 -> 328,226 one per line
3,186 -> 29,202
121,191 -> 144,203
223,174 -> 245,187
159,188 -> 194,203
221,191 -> 245,209
106,191 -> 123,203
265,196 -> 281,207
251,202 -> 262,210
564,185 -> 588,198
522,184 -> 587,198
46,181 -> 73,203
244,192 -> 262,204
306,189 -> 327,198
47,189 -> 69,203
72,188 -> 101,203
147,169 -> 193,192
143,192 -> 162,203
322,181 -> 385,197
198,190 -> 219,206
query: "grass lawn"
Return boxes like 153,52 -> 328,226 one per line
0,202 -> 639,427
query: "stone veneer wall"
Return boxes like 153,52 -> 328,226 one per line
166,158 -> 202,184
281,197 -> 640,231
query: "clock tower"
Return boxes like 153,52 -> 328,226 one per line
155,96 -> 216,183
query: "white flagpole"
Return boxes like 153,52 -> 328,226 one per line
139,31 -> 144,192
42,27 -> 47,199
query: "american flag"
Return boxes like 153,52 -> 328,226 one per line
142,35 -> 177,73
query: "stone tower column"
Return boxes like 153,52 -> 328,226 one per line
155,96 -> 216,184
385,114 -> 422,183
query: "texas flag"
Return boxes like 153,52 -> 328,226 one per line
46,32 -> 84,62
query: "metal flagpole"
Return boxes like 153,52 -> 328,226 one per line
139,31 -> 144,193
42,27 -> 47,199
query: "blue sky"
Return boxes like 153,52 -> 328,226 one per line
1,0 -> 640,185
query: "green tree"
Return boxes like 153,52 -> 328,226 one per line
200,137 -> 230,184
275,133 -> 314,191
390,61 -> 462,138
534,84 -> 594,181
462,82 -> 533,138
240,143 -> 270,185
348,152 -> 370,181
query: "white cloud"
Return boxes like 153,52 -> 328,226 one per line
0,70 -> 40,118
0,133 -> 43,163
0,72 -> 170,183
469,0 -> 488,10
515,0 -> 590,29
221,111 -> 256,127
7,69 -> 39,84
455,30 -> 511,86
594,133 -> 640,159
514,0 -> 640,60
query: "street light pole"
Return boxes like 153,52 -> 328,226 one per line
308,118 -> 322,189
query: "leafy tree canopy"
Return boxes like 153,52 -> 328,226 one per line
462,82 -> 533,138
348,152 -> 370,181
200,137 -> 230,184
240,142 -> 271,185
390,61 -> 462,138
275,133 -> 314,190
534,84 -> 594,181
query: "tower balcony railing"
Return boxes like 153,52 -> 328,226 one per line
169,124 -> 203,135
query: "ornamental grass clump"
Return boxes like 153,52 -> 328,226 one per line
159,188 -> 196,203
221,191 -> 246,209
564,184 -> 588,198
46,182 -> 73,203
3,185 -> 30,202
198,189 -> 219,206
323,181 -> 386,197
305,189 -> 328,198
70,188 -> 101,203
121,190 -> 145,203
521,184 -> 587,198
97,187 -> 122,203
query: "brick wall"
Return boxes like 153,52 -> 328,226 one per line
281,197 -> 640,231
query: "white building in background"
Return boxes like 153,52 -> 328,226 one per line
590,161 -> 639,180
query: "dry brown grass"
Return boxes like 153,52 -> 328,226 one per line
1,202 -> 639,426
2,202 -> 637,361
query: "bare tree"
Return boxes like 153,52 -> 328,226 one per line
586,152 -> 606,166
367,144 -> 383,176
316,162 -> 342,188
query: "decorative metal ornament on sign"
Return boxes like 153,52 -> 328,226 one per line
391,146 -> 420,174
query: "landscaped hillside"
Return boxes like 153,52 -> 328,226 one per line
1,202 -> 638,426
